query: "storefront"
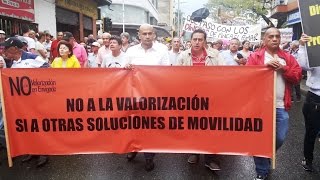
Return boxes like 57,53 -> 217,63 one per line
55,0 -> 99,42
287,9 -> 302,40
0,0 -> 38,36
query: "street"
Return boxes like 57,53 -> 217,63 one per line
0,95 -> 319,180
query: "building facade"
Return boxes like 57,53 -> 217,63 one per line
1,0 -> 111,41
270,0 -> 302,40
0,0 -> 38,36
157,0 -> 174,34
100,0 -> 171,39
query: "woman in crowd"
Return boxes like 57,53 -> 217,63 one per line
239,40 -> 252,60
51,40 -> 80,68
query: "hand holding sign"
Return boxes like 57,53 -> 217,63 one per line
299,33 -> 312,46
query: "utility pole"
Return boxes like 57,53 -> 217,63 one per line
122,0 -> 125,33
177,0 -> 180,36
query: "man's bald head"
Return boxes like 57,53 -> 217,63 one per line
139,24 -> 154,33
264,27 -> 281,51
138,24 -> 155,49
264,27 -> 280,38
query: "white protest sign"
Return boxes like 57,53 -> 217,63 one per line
279,28 -> 293,43
182,15 -> 262,42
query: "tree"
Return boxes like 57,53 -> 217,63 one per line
206,0 -> 285,28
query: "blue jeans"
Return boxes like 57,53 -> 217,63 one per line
254,108 -> 289,176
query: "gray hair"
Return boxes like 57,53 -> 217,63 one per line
120,32 -> 130,39
291,40 -> 299,47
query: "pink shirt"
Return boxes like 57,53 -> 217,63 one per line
97,45 -> 111,65
73,42 -> 87,68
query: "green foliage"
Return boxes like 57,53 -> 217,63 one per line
207,0 -> 270,24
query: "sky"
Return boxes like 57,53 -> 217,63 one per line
177,0 -> 209,17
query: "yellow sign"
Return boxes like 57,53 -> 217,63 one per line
56,0 -> 98,19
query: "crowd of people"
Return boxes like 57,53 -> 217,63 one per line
0,23 -> 319,180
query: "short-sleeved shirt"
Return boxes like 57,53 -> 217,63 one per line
126,44 -> 170,66
220,50 -> 239,65
87,53 -> 99,68
24,36 -> 36,51
73,42 -> 87,68
97,45 -> 111,65
101,51 -> 127,68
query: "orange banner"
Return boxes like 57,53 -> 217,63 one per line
1,66 -> 275,159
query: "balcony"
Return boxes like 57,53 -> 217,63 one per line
270,0 -> 288,19
270,0 -> 299,19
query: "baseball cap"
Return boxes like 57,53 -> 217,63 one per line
91,42 -> 101,47
63,32 -> 74,41
16,36 -> 28,45
0,37 -> 24,49
0,30 -> 5,34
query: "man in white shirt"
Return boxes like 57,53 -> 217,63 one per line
43,32 -> 52,60
126,25 -> 169,66
97,33 -> 111,67
169,37 -> 181,65
102,36 -> 127,68
87,42 -> 100,68
220,38 -> 245,65
21,25 -> 36,54
125,24 -> 169,172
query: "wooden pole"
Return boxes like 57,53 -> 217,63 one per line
272,71 -> 276,169
0,70 -> 13,167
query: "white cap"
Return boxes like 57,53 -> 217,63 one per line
91,42 -> 101,47
0,30 -> 5,34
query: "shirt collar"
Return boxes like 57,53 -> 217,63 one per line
138,43 -> 155,51
191,48 -> 207,57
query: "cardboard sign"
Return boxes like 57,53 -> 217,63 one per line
298,0 -> 320,67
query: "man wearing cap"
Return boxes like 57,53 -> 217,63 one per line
63,32 -> 88,68
16,36 -> 29,52
1,37 -> 49,167
0,30 -> 5,43
0,30 -> 6,57
87,42 -> 100,68
2,37 -> 50,68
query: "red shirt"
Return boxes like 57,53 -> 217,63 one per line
50,39 -> 60,61
191,48 -> 207,66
